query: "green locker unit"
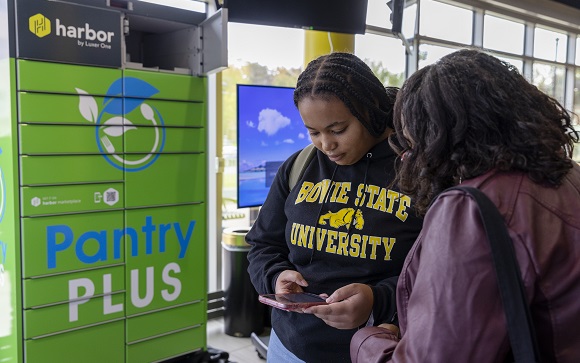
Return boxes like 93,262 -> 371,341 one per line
0,0 -> 226,362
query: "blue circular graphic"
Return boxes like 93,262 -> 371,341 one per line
95,104 -> 166,172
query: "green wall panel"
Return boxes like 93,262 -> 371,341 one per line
21,183 -> 124,217
124,153 -> 206,207
126,325 -> 205,363
23,265 -> 125,308
14,60 -> 208,362
126,302 -> 204,342
126,98 -> 205,127
124,204 -> 206,316
17,60 -> 122,95
20,155 -> 123,185
20,124 -> 124,154
124,127 -> 205,154
124,69 -> 206,102
25,321 -> 125,363
18,93 -> 113,125
21,211 -> 125,277
24,293 -> 125,338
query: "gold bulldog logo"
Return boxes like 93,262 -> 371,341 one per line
318,208 -> 364,230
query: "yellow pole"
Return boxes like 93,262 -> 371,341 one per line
303,30 -> 355,67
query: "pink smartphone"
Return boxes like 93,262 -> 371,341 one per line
258,292 -> 328,311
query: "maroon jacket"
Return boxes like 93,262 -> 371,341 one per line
351,165 -> 580,363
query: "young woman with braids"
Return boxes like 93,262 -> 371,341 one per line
351,49 -> 580,362
245,52 -> 423,362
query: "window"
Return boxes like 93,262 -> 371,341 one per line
355,33 -> 407,87
419,0 -> 472,45
223,22 -> 304,204
575,68 -> 580,116
402,3 -> 418,39
576,36 -> 580,66
367,0 -> 417,39
366,0 -> 391,28
534,27 -> 567,63
418,43 -> 457,68
227,23 -> 304,70
495,55 -> 523,73
210,0 -> 580,293
533,61 -> 566,104
483,14 -> 524,55
212,22 -> 304,292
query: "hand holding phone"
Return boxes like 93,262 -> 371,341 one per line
258,292 -> 328,312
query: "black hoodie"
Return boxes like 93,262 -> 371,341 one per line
246,139 -> 423,362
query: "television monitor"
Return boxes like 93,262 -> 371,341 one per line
237,84 -> 311,208
225,0 -> 368,35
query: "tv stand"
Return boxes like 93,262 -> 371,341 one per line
249,207 -> 261,226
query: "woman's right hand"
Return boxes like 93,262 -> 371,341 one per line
275,270 -> 309,294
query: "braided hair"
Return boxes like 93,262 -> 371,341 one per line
293,52 -> 395,138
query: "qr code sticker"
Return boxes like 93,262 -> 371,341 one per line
106,190 -> 117,202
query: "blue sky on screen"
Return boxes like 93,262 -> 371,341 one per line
237,84 -> 311,171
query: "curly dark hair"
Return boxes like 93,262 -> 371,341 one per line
294,52 -> 396,137
390,48 -> 579,215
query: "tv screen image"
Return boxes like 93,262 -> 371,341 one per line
237,84 -> 312,208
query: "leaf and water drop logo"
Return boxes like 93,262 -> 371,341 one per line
76,78 -> 166,171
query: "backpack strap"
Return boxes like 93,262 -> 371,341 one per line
289,143 -> 316,190
446,186 -> 541,363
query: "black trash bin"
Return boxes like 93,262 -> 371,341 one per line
222,227 -> 266,337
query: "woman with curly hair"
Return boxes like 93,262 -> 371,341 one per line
351,49 -> 580,362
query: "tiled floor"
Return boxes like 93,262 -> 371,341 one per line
207,317 -> 270,363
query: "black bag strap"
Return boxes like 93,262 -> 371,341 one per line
446,186 -> 541,363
